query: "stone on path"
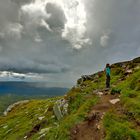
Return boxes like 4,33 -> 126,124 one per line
96,92 -> 104,97
109,99 -> 120,105
126,69 -> 132,73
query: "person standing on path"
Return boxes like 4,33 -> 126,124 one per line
105,63 -> 111,88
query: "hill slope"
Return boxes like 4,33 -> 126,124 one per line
0,57 -> 140,140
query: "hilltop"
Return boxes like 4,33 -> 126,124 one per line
0,57 -> 140,140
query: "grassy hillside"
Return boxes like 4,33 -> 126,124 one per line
0,94 -> 51,115
0,57 -> 140,140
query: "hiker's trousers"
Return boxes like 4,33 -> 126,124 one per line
106,75 -> 110,88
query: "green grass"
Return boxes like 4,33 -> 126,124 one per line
46,96 -> 98,140
103,112 -> 140,140
103,65 -> 140,140
116,70 -> 140,119
0,98 -> 59,140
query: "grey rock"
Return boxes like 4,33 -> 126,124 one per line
39,127 -> 51,135
38,116 -> 45,121
53,99 -> 68,120
109,99 -> 120,104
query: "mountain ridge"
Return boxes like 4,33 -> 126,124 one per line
0,81 -> 69,96
0,56 -> 140,140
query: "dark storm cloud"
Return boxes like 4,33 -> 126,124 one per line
0,0 -> 71,76
0,0 -> 19,26
0,58 -> 70,74
46,3 -> 66,30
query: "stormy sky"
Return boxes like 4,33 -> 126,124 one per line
0,0 -> 140,87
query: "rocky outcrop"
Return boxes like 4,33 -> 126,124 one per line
3,100 -> 29,116
77,71 -> 103,86
53,98 -> 68,120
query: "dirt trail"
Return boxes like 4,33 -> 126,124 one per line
70,91 -> 120,140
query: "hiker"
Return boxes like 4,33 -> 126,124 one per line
105,63 -> 111,88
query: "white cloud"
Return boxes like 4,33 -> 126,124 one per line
0,71 -> 44,81
100,31 -> 111,47
100,34 -> 110,47
20,0 -> 51,31
0,71 -> 25,78
61,0 -> 90,49
19,0 -> 90,49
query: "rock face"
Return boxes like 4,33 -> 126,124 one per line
77,73 -> 100,86
53,99 -> 68,120
3,100 -> 29,116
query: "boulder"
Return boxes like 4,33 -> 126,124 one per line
53,98 -> 68,120
53,104 -> 63,120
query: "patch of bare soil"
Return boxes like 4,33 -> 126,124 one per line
70,91 -> 120,140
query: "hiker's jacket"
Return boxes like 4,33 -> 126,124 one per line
106,67 -> 111,76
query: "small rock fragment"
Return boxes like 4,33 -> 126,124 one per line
109,99 -> 120,104
126,69 -> 132,73
38,116 -> 45,121
39,127 -> 51,135
96,92 -> 104,97
96,124 -> 101,130
24,136 -> 27,139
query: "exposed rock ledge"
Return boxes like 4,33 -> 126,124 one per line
53,98 -> 68,120
3,100 -> 29,116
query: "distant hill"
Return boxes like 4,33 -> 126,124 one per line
0,81 -> 69,96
